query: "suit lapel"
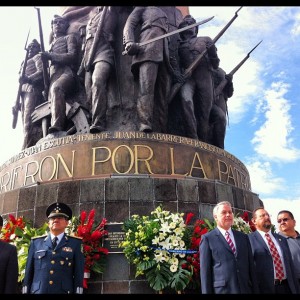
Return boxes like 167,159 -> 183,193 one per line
44,234 -> 53,249
215,228 -> 234,255
254,231 -> 269,252
55,233 -> 67,250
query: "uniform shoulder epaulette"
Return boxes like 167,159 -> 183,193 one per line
32,234 -> 47,240
67,234 -> 83,240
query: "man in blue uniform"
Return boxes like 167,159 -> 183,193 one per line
22,202 -> 84,294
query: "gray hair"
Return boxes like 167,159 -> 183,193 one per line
213,201 -> 232,216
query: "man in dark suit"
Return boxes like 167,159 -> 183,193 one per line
248,207 -> 300,294
0,215 -> 19,294
200,201 -> 259,294
22,202 -> 84,294
277,210 -> 300,286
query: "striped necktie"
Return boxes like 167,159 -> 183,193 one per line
225,231 -> 236,256
265,233 -> 284,280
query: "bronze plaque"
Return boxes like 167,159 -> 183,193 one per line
104,222 -> 125,253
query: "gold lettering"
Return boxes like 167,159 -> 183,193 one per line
11,166 -> 22,190
188,152 -> 207,178
0,171 -> 10,193
227,165 -> 237,186
111,145 -> 134,174
134,145 -> 154,174
170,148 -> 188,176
218,159 -> 228,182
39,156 -> 56,181
24,161 -> 39,185
91,147 -> 111,176
56,151 -> 75,178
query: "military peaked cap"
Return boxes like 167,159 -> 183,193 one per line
46,202 -> 72,220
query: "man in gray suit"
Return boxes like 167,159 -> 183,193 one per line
200,201 -> 259,294
249,207 -> 300,294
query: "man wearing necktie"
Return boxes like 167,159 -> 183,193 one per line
248,207 -> 300,294
200,201 -> 259,294
22,202 -> 84,294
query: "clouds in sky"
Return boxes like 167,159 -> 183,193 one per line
190,6 -> 300,228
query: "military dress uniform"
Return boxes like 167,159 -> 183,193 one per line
22,202 -> 84,294
22,233 -> 84,294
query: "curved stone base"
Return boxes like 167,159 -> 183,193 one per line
0,132 -> 262,293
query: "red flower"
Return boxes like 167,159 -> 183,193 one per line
185,213 -> 194,225
0,215 -> 25,243
241,211 -> 256,232
73,209 -> 109,289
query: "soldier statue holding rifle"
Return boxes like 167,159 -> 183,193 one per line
12,39 -> 44,149
178,14 -> 219,141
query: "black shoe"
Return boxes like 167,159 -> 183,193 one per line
139,124 -> 152,133
48,126 -> 61,134
90,125 -> 104,133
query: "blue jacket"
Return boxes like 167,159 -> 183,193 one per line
23,233 -> 84,294
248,230 -> 300,294
200,227 -> 259,294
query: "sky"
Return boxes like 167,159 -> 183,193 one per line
0,6 -> 299,231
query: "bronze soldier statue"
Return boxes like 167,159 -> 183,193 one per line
80,6 -> 118,133
40,15 -> 79,134
209,67 -> 234,149
178,15 -> 219,141
14,39 -> 44,149
123,6 -> 173,133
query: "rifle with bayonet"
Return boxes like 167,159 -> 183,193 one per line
12,30 -> 30,129
77,6 -> 109,75
122,16 -> 214,56
35,7 -> 50,102
168,6 -> 243,104
215,40 -> 262,97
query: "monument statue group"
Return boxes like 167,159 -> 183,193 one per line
1,6 -> 264,294
12,6 -> 258,152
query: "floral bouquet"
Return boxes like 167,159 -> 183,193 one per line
120,206 -> 194,293
182,216 -> 212,289
0,215 -> 48,282
69,209 -> 109,289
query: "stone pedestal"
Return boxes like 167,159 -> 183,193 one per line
0,132 -> 262,293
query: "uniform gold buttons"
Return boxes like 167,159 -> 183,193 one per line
49,281 -> 53,285
50,270 -> 54,274
51,260 -> 55,264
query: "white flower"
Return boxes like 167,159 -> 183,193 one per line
169,222 -> 176,229
160,221 -> 171,234
154,252 -> 166,263
170,264 -> 178,272
152,236 -> 160,245
172,239 -> 179,246
169,257 -> 179,265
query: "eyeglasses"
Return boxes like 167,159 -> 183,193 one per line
277,218 -> 290,223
